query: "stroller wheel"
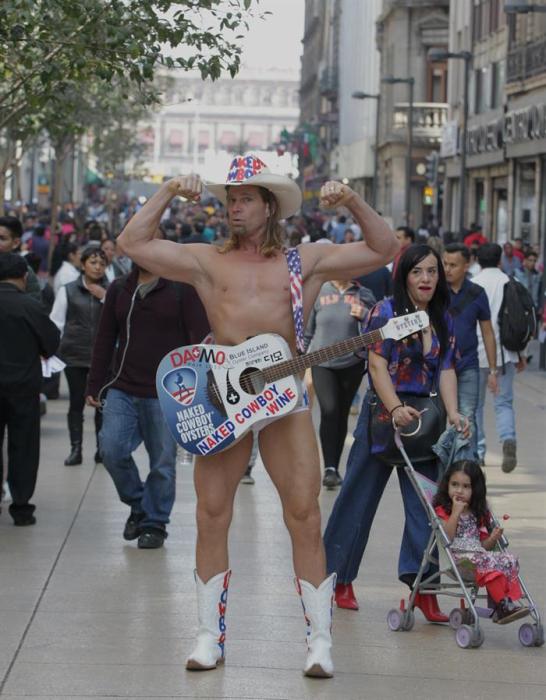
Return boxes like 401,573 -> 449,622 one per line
449,608 -> 464,630
519,622 -> 544,647
387,608 -> 403,631
455,624 -> 474,649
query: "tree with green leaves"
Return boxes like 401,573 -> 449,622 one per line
0,0 -> 260,130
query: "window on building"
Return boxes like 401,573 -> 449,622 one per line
473,2 -> 482,42
167,129 -> 184,153
474,66 -> 490,114
219,131 -> 237,149
491,60 -> 505,109
427,60 -> 447,103
198,130 -> 210,151
247,131 -> 265,149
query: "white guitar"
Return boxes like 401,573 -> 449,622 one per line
156,311 -> 429,456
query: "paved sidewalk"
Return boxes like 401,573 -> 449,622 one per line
0,370 -> 544,700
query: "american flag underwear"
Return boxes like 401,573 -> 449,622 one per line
285,248 -> 305,354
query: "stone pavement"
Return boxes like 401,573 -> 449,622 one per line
0,367 -> 545,700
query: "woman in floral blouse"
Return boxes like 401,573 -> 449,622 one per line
324,244 -> 468,619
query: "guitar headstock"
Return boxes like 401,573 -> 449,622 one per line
381,311 -> 429,341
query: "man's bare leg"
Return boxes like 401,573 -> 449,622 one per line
193,432 -> 252,581
259,410 -> 335,678
258,411 -> 326,586
186,433 -> 252,671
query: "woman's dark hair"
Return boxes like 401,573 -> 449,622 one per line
393,244 -> 450,358
80,245 -> 107,265
433,460 -> 488,523
0,215 -> 23,240
62,242 -> 79,261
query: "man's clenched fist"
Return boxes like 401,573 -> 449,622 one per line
166,174 -> 202,201
319,180 -> 356,209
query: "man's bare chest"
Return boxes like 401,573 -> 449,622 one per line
209,254 -> 291,299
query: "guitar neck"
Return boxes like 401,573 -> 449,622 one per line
263,328 -> 383,383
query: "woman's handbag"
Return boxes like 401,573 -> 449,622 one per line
368,361 -> 446,465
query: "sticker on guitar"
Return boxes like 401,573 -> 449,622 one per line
156,310 -> 429,456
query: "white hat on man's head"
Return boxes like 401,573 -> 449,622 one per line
205,154 -> 302,220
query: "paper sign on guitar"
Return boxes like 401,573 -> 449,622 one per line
156,311 -> 429,457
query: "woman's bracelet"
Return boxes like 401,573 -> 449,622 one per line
389,404 -> 404,416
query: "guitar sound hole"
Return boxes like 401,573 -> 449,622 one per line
240,367 -> 265,395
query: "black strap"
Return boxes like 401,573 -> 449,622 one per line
449,282 -> 482,318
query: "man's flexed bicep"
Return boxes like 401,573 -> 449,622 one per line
303,239 -> 397,285
303,181 -> 399,282
117,175 -> 206,285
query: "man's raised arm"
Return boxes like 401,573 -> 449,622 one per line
116,175 -> 205,284
306,182 -> 400,281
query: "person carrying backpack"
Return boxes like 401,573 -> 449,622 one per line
473,244 -> 528,473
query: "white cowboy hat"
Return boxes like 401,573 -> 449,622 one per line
205,154 -> 302,219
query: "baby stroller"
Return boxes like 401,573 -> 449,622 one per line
386,430 -> 544,649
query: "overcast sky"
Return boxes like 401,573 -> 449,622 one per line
238,0 -> 304,74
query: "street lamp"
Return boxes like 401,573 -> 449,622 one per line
428,49 -> 472,239
382,76 -> 415,227
351,90 -> 380,209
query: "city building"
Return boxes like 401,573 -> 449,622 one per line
442,0 -> 509,240
139,67 -> 300,183
376,0 -> 450,228
333,0 -> 382,202
299,0 -> 340,203
505,1 -> 546,249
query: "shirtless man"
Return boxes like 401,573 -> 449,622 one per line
117,155 -> 399,678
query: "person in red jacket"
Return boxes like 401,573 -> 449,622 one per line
463,224 -> 488,248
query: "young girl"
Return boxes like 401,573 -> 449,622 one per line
433,460 -> 529,624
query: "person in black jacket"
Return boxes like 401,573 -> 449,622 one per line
86,254 -> 210,548
50,245 -> 108,466
0,254 -> 60,525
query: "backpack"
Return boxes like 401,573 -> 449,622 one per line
498,276 -> 537,353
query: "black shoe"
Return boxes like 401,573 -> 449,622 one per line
501,439 -> 517,473
123,512 -> 145,541
322,467 -> 343,489
492,598 -> 530,625
10,503 -> 36,526
138,528 -> 167,549
94,449 -> 103,464
64,443 -> 82,466
12,513 -> 36,526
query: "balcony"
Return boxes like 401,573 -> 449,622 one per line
391,102 -> 448,145
507,37 -> 546,83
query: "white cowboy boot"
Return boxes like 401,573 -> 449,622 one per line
295,573 -> 336,678
186,569 -> 231,671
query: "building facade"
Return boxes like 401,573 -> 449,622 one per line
505,1 -> 546,250
442,0 -> 546,253
442,0 -> 509,239
376,0 -> 450,228
140,67 -> 300,182
333,0 -> 382,202
299,0 -> 341,202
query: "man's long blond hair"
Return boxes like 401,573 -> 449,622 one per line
219,186 -> 285,257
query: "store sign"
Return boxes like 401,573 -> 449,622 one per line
504,104 -> 546,143
466,118 -> 504,155
465,103 -> 546,156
